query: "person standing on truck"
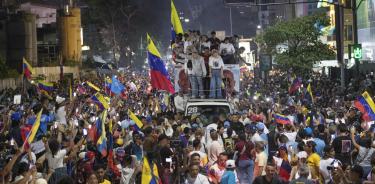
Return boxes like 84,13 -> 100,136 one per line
208,49 -> 224,99
185,49 -> 207,99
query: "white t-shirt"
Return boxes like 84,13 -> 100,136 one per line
46,149 -> 67,170
283,132 -> 297,143
320,158 -> 335,184
219,43 -> 235,55
56,106 -> 67,125
209,56 -> 224,70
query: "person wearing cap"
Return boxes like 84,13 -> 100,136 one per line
304,141 -> 320,180
220,160 -> 239,184
9,112 -> 23,146
55,96 -> 67,125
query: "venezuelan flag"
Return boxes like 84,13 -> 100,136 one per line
273,114 -> 291,125
147,34 -> 175,94
38,81 -> 54,92
97,111 -> 108,157
171,0 -> 183,42
23,109 -> 43,149
288,77 -> 302,94
354,91 -> 375,121
23,58 -> 34,80
142,157 -> 161,184
129,110 -> 143,129
90,93 -> 110,110
87,81 -> 101,92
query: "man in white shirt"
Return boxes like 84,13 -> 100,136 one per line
185,50 -> 207,98
185,164 -> 210,184
208,49 -> 224,99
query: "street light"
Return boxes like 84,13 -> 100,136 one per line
257,25 -> 262,29
184,18 -> 190,23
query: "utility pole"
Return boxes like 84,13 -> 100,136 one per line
335,3 -> 345,88
352,0 -> 360,76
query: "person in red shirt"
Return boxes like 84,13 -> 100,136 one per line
235,133 -> 255,183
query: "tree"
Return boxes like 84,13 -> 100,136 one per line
256,13 -> 335,75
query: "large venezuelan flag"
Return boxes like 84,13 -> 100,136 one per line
171,0 -> 183,42
147,34 -> 175,94
354,91 -> 375,121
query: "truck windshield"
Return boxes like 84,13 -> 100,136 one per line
186,105 -> 230,125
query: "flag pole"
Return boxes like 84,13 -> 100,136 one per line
21,58 -> 25,95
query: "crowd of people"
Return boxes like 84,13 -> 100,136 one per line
0,30 -> 375,184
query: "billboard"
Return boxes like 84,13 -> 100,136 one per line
174,64 -> 240,93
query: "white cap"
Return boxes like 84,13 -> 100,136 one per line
297,151 -> 308,159
56,96 -> 66,104
226,160 -> 236,169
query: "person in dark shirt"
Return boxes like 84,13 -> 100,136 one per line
332,124 -> 352,166
9,112 -> 23,146
253,162 -> 282,184
208,31 -> 221,50
230,113 -> 244,135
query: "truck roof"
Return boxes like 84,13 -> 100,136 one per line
187,98 -> 229,103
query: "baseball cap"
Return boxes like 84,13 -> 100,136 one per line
226,160 -> 236,169
304,127 -> 313,136
256,122 -> 265,130
224,121 -> 231,128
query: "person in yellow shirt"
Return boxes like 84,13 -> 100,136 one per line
305,141 -> 321,180
95,164 -> 111,184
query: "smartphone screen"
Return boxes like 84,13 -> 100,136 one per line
83,129 -> 88,136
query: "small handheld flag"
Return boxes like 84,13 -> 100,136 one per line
129,110 -> 143,129
23,58 -> 34,80
273,114 -> 291,125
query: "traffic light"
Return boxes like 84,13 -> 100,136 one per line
353,44 -> 362,59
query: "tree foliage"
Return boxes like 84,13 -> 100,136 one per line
256,13 -> 335,74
